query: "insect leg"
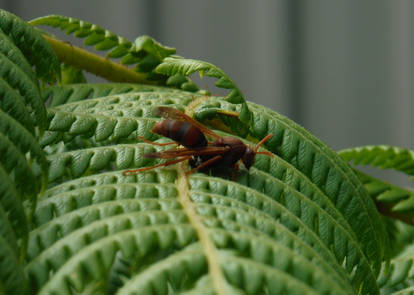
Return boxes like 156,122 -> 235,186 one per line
185,155 -> 223,175
232,163 -> 239,181
138,136 -> 177,146
122,156 -> 192,176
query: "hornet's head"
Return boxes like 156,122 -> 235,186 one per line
242,134 -> 274,170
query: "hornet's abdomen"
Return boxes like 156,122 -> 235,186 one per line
151,119 -> 208,148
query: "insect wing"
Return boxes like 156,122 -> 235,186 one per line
143,146 -> 230,159
154,107 -> 221,139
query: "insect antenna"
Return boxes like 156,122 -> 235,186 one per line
254,134 -> 274,157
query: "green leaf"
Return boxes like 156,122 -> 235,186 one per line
0,29 -> 37,83
0,165 -> 28,247
59,63 -> 87,85
0,204 -> 18,257
377,244 -> 414,294
29,14 -> 133,57
0,10 -> 396,294
0,235 -> 30,295
0,9 -> 60,82
194,97 -> 387,274
0,78 -> 35,134
156,57 -> 252,124
339,146 -> 414,231
0,108 -> 48,173
42,83 -> 188,107
339,145 -> 414,176
30,15 -> 198,92
0,132 -> 38,195
0,51 -> 47,129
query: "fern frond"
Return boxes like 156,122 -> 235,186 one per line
339,146 -> 414,226
156,57 -> 252,124
0,78 -> 35,134
42,83 -> 186,107
43,169 -> 177,198
356,170 -> 414,215
0,133 -> 38,194
190,176 -> 378,294
41,91 -> 196,148
0,109 -> 48,172
377,244 -> 414,294
0,165 -> 28,247
27,224 -> 196,293
0,9 -> 397,294
0,204 -> 18,257
0,235 -> 30,295
0,9 -> 60,82
59,63 -> 86,85
29,15 -> 133,58
339,145 -> 414,176
30,15 -> 199,91
194,97 -> 387,274
29,174 -> 359,294
0,29 -> 37,83
0,52 -> 47,129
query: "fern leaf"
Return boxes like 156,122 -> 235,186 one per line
377,244 -> 414,294
29,175 -> 357,293
42,83 -> 186,107
30,15 -> 199,91
0,52 -> 47,129
194,97 -> 387,274
356,170 -> 414,213
0,78 -> 35,134
27,224 -> 196,293
0,108 -> 48,172
41,91 -> 196,148
339,146 -> 414,227
34,145 -> 375,289
0,235 -> 30,295
156,57 -> 252,124
34,88 -> 383,293
0,204 -> 18,257
190,176 -> 378,294
126,35 -> 176,66
59,63 -> 86,85
0,165 -> 28,247
29,14 -> 133,58
339,145 -> 414,176
0,9 -> 60,82
0,133 -> 38,194
0,29 -> 37,83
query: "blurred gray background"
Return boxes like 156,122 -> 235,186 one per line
1,0 -> 413,183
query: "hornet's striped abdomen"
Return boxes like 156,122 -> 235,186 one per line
151,119 -> 208,148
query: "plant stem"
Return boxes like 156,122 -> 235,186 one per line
43,35 -> 159,84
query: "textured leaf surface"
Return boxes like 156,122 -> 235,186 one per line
339,145 -> 414,176
194,97 -> 386,273
0,235 -> 30,295
0,79 -> 35,134
0,51 -> 47,129
339,146 -> 414,228
356,170 -> 414,214
0,9 -> 60,82
0,165 -> 28,247
156,57 -> 252,124
22,87 -> 390,295
30,15 -> 133,56
30,15 -> 199,91
0,109 -> 48,174
0,10 -> 399,295
0,29 -> 37,83
377,244 -> 414,295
